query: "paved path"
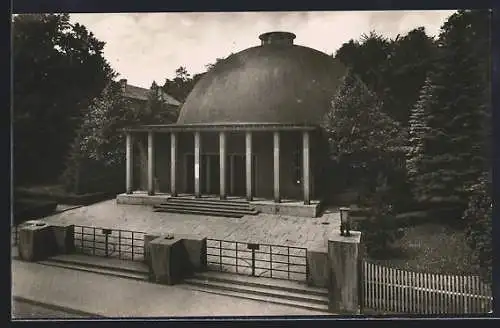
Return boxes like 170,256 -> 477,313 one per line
40,200 -> 340,250
12,299 -> 88,319
12,260 -> 330,318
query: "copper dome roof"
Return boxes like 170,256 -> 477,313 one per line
177,32 -> 347,125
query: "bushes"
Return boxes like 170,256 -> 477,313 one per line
462,173 -> 492,284
358,204 -> 405,258
13,198 -> 58,225
60,157 -> 125,195
357,177 -> 405,258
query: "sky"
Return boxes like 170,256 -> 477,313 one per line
70,11 -> 456,89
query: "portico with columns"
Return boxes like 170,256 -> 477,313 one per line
118,123 -> 323,217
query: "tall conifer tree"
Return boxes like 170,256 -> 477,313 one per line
411,10 -> 491,209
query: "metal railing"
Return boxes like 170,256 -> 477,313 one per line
73,225 -> 146,261
206,238 -> 308,282
13,224 -> 309,283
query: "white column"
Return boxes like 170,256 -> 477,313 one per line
194,131 -> 201,198
147,131 -> 155,195
302,131 -> 311,205
126,132 -> 133,194
273,131 -> 280,203
170,132 -> 177,196
245,131 -> 253,201
219,131 -> 226,199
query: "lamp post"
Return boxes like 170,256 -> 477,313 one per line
339,207 -> 351,237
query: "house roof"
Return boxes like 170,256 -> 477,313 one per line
123,83 -> 181,107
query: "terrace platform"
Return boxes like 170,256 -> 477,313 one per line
39,199 -> 339,251
116,191 -> 322,218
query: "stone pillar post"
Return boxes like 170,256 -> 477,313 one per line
170,132 -> 177,196
18,221 -> 56,261
302,130 -> 311,205
147,131 -> 155,195
273,131 -> 280,203
194,131 -> 201,198
150,236 -> 185,285
126,132 -> 133,194
327,231 -> 362,314
50,222 -> 75,254
306,249 -> 329,288
219,131 -> 226,199
245,131 -> 253,201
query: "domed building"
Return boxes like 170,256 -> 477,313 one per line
118,32 -> 347,217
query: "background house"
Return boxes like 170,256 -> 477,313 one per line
116,78 -> 182,191
119,78 -> 181,109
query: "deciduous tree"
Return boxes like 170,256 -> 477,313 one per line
13,14 -> 115,185
335,28 -> 436,127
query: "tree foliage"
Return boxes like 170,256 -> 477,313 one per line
406,77 -> 433,188
358,175 -> 405,257
163,57 -> 228,104
408,10 -> 491,209
60,82 -> 133,193
462,172 -> 492,284
162,66 -> 203,103
335,32 -> 392,100
205,56 -> 230,71
61,80 -> 179,194
321,71 -> 406,194
335,29 -> 436,126
321,71 -> 407,255
13,14 -> 115,185
143,81 -> 180,124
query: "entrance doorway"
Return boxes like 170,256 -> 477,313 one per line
185,153 -> 256,197
229,155 -> 256,197
186,154 -> 194,194
203,155 -> 220,195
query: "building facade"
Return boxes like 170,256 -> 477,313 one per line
120,32 -> 347,214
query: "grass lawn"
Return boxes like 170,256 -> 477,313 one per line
15,184 -> 67,196
15,184 -> 117,205
369,223 -> 477,275
14,198 -> 58,225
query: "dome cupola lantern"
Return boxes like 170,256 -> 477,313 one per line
259,31 -> 296,46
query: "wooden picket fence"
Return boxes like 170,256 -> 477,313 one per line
362,260 -> 493,314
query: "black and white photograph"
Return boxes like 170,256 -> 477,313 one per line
11,9 -> 493,319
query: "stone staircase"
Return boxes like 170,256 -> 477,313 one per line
37,254 -> 150,281
34,253 -> 330,313
182,271 -> 330,313
153,197 -> 259,218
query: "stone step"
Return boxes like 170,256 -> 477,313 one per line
184,276 -> 328,305
43,253 -> 149,275
37,259 -> 149,281
190,271 -> 328,297
181,283 -> 330,313
164,198 -> 256,210
154,206 -> 248,218
168,196 -> 250,205
155,203 -> 259,215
